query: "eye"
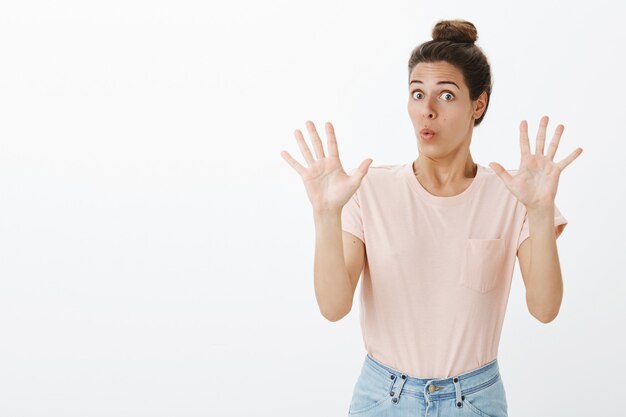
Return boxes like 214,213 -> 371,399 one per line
411,91 -> 455,101
441,91 -> 454,101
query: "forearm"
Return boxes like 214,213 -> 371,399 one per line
526,204 -> 563,322
313,209 -> 353,321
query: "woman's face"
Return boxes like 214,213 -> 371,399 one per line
407,60 -> 486,158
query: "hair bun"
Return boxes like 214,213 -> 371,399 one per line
432,19 -> 478,44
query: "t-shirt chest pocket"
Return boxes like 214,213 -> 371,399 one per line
459,238 -> 505,293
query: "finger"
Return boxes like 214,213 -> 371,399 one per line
325,121 -> 339,158
355,158 -> 373,181
546,124 -> 564,161
306,120 -> 326,159
557,147 -> 583,171
294,128 -> 316,166
535,115 -> 549,155
520,120 -> 531,156
280,150 -> 307,176
489,161 -> 514,186
349,159 -> 373,190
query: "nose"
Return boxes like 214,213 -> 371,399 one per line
421,98 -> 436,119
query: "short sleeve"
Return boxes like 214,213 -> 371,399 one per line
517,204 -> 568,252
341,190 -> 364,244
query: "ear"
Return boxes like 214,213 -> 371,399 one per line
472,91 -> 488,119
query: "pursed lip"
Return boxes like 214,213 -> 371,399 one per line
420,128 -> 435,135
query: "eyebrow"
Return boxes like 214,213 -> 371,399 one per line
409,80 -> 460,90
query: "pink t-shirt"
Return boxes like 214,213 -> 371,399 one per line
341,162 -> 568,379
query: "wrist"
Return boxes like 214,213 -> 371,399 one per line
526,203 -> 555,219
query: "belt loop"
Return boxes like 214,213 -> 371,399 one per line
452,375 -> 464,408
423,381 -> 432,412
389,372 -> 408,405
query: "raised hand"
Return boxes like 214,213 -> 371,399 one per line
488,115 -> 583,210
280,120 -> 373,212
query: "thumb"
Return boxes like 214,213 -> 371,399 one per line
358,159 -> 373,178
351,159 -> 373,186
489,162 -> 514,184
489,162 -> 504,174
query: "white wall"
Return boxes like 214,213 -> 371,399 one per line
0,1 -> 623,416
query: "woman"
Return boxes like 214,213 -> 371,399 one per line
280,19 -> 582,417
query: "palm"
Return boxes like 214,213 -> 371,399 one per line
489,116 -> 583,210
281,120 -> 373,212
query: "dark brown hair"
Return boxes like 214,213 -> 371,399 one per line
408,19 -> 493,126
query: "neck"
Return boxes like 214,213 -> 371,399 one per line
412,157 -> 478,188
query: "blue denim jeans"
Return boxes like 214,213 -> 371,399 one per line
348,353 -> 508,416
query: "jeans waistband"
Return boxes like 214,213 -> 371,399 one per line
364,353 -> 501,403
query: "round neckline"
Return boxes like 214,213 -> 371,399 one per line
404,161 -> 485,206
